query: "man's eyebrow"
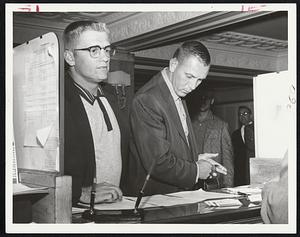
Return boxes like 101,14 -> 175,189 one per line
185,72 -> 195,78
185,72 -> 204,80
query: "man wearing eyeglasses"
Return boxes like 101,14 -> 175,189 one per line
63,21 -> 122,206
231,106 -> 255,186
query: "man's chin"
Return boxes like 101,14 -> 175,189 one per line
178,91 -> 188,97
96,76 -> 108,82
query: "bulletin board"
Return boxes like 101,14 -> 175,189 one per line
13,32 -> 60,172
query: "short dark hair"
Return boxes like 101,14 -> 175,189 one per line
63,20 -> 110,50
238,106 -> 252,114
172,41 -> 211,66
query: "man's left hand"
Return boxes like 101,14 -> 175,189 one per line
198,153 -> 227,175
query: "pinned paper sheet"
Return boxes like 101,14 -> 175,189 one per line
36,125 -> 52,147
24,124 -> 39,147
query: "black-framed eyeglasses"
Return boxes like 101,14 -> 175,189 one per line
239,111 -> 249,116
73,45 -> 116,58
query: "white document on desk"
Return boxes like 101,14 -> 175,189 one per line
84,197 -> 154,210
13,183 -> 49,195
92,189 -> 239,210
142,189 -> 239,207
223,186 -> 262,203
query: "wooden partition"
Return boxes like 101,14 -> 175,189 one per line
13,32 -> 71,223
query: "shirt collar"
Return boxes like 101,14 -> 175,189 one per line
161,68 -> 180,102
73,81 -> 104,105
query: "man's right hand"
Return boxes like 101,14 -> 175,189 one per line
80,182 -> 123,204
196,159 -> 214,179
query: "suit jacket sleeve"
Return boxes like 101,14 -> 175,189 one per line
244,123 -> 255,157
221,123 -> 234,187
130,94 -> 197,189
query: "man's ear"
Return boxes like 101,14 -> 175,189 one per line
64,50 -> 75,67
169,58 -> 178,73
210,98 -> 215,105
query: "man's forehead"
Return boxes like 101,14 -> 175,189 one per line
74,30 -> 109,48
182,54 -> 206,65
77,30 -> 108,41
181,56 -> 209,75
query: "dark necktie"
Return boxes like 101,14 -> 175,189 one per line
95,89 -> 113,132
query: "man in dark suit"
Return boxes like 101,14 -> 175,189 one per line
126,41 -> 227,196
231,106 -> 255,186
64,21 -> 122,205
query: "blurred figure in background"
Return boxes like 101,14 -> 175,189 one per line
231,106 -> 255,186
189,87 -> 234,188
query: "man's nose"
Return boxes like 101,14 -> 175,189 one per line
99,49 -> 109,61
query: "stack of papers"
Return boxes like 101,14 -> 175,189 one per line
223,186 -> 262,195
222,186 -> 262,203
204,199 -> 243,207
248,194 -> 262,203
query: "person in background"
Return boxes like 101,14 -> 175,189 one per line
244,119 -> 255,159
231,106 -> 255,186
63,20 -> 122,205
260,151 -> 288,224
188,87 -> 234,188
126,41 -> 227,196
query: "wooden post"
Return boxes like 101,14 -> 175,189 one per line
18,169 -> 72,223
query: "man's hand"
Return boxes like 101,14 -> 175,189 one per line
197,153 -> 227,179
196,158 -> 213,179
80,182 -> 123,204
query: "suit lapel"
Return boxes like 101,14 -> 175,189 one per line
157,74 -> 190,148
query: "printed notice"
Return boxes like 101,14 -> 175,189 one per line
14,32 -> 60,172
